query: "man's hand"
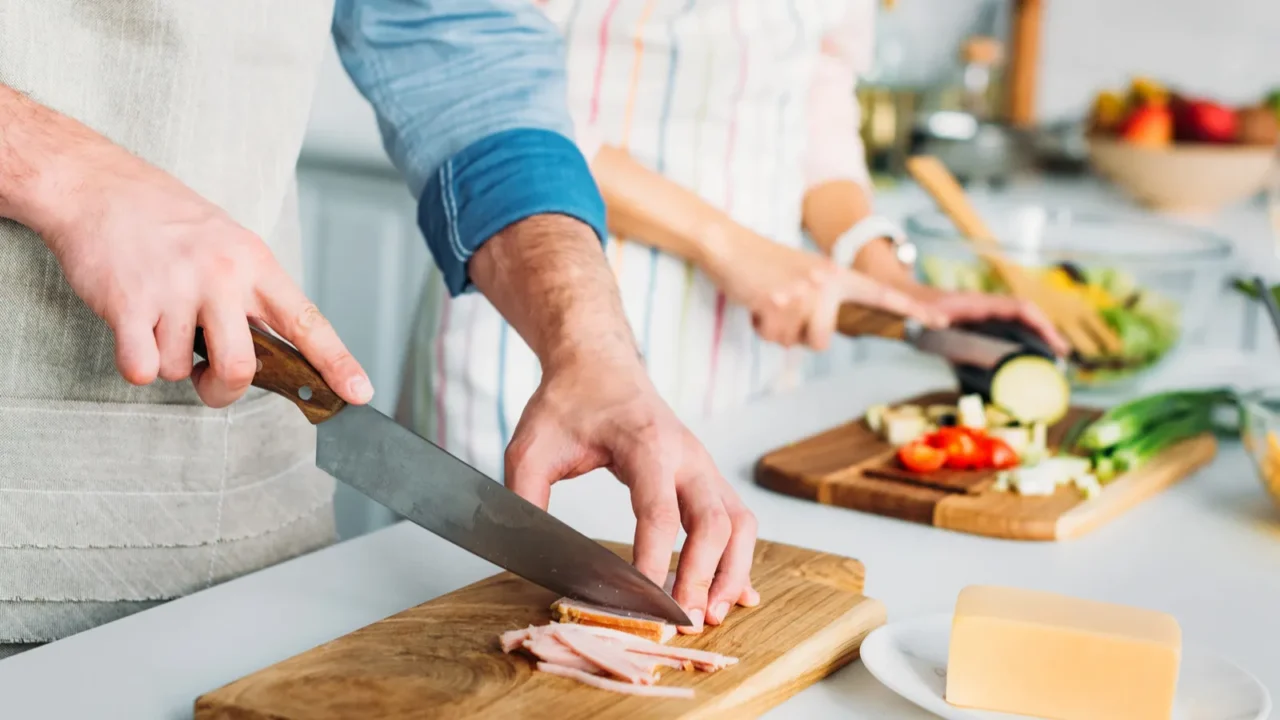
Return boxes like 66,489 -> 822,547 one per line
0,85 -> 372,407
471,215 -> 758,632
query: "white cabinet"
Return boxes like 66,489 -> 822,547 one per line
297,158 -> 429,539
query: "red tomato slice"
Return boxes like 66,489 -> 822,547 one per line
941,432 -> 983,470
986,437 -> 1020,469
898,441 -> 947,473
924,427 -> 966,449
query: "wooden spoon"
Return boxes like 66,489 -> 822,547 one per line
905,155 -> 1123,358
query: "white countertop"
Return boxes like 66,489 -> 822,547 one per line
2,349 -> 1277,719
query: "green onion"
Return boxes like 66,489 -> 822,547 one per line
1109,406 -> 1216,473
1077,389 -> 1234,452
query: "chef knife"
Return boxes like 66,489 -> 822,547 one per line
193,328 -> 691,626
836,303 -> 1062,371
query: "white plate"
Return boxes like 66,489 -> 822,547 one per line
860,614 -> 1271,720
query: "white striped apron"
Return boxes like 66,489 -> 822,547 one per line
401,0 -> 852,481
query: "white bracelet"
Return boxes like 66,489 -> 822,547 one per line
831,215 -> 908,268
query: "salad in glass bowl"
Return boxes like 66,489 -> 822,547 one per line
905,204 -> 1234,389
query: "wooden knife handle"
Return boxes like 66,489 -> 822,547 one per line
836,304 -> 909,341
193,326 -> 347,425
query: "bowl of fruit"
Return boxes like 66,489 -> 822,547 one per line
1086,77 -> 1277,214
906,203 -> 1234,389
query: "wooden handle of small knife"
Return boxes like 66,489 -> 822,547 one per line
835,304 -> 909,341
193,326 -> 347,424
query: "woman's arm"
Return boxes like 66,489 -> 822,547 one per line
797,2 -> 1066,352
588,144 -> 943,349
589,144 -> 732,270
796,2 -> 921,291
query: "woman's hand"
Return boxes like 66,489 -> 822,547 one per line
700,229 -> 947,350
912,286 -> 1071,357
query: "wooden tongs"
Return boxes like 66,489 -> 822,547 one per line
904,155 -> 1122,359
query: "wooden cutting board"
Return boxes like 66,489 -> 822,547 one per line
756,391 -> 1217,541
195,540 -> 886,720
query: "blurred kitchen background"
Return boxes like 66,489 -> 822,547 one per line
298,0 -> 1280,539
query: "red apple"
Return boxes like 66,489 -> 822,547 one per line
1176,99 -> 1239,143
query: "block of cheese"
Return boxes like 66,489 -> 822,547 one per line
946,585 -> 1181,720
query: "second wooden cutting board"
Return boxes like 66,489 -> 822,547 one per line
756,390 -> 1217,541
195,540 -> 885,720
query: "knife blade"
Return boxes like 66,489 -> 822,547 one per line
836,304 -> 1023,369
194,328 -> 691,626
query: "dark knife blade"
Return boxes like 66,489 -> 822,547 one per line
316,403 -> 692,626
192,327 -> 690,626
907,325 -> 1023,370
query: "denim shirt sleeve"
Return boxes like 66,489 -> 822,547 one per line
332,0 -> 607,295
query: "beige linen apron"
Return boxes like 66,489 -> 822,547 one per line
0,0 -> 338,657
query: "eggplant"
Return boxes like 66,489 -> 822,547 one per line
950,319 -> 1070,425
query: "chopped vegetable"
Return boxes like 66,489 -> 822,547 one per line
991,356 -> 1071,425
865,404 -> 888,433
988,426 -> 1030,456
922,257 -> 1182,387
898,441 -> 948,473
921,428 -> 981,470
1076,389 -> 1232,452
884,410 -> 929,446
958,394 -> 987,429
985,405 -> 1015,428
927,404 -> 958,423
986,437 -> 1020,470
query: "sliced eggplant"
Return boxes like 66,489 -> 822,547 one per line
947,315 -> 1064,409
991,355 -> 1070,425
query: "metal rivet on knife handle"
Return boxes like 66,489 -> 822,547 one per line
192,326 -> 347,424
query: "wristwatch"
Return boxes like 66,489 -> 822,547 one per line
831,215 -> 917,269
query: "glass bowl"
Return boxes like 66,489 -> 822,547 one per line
1240,390 -> 1280,513
905,204 -> 1235,390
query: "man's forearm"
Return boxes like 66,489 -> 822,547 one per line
0,84 -> 94,235
469,214 -> 640,370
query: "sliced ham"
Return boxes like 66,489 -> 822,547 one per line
536,662 -> 695,699
551,625 -> 656,685
550,572 -> 685,643
551,598 -> 677,644
566,624 -> 738,670
500,576 -> 743,699
522,635 -> 602,675
500,626 -> 535,653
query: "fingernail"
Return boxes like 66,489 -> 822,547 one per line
346,375 -> 374,403
678,609 -> 705,635
709,601 -> 730,625
744,587 -> 761,607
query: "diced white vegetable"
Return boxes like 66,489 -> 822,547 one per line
989,427 -> 1030,457
1073,473 -> 1101,499
865,404 -> 888,433
926,405 -> 957,423
1030,422 -> 1048,455
958,394 -> 987,429
985,405 -> 1014,428
1011,465 -> 1058,496
993,471 -> 1012,493
885,412 -> 928,446
1042,456 -> 1092,484
1010,456 -> 1093,496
